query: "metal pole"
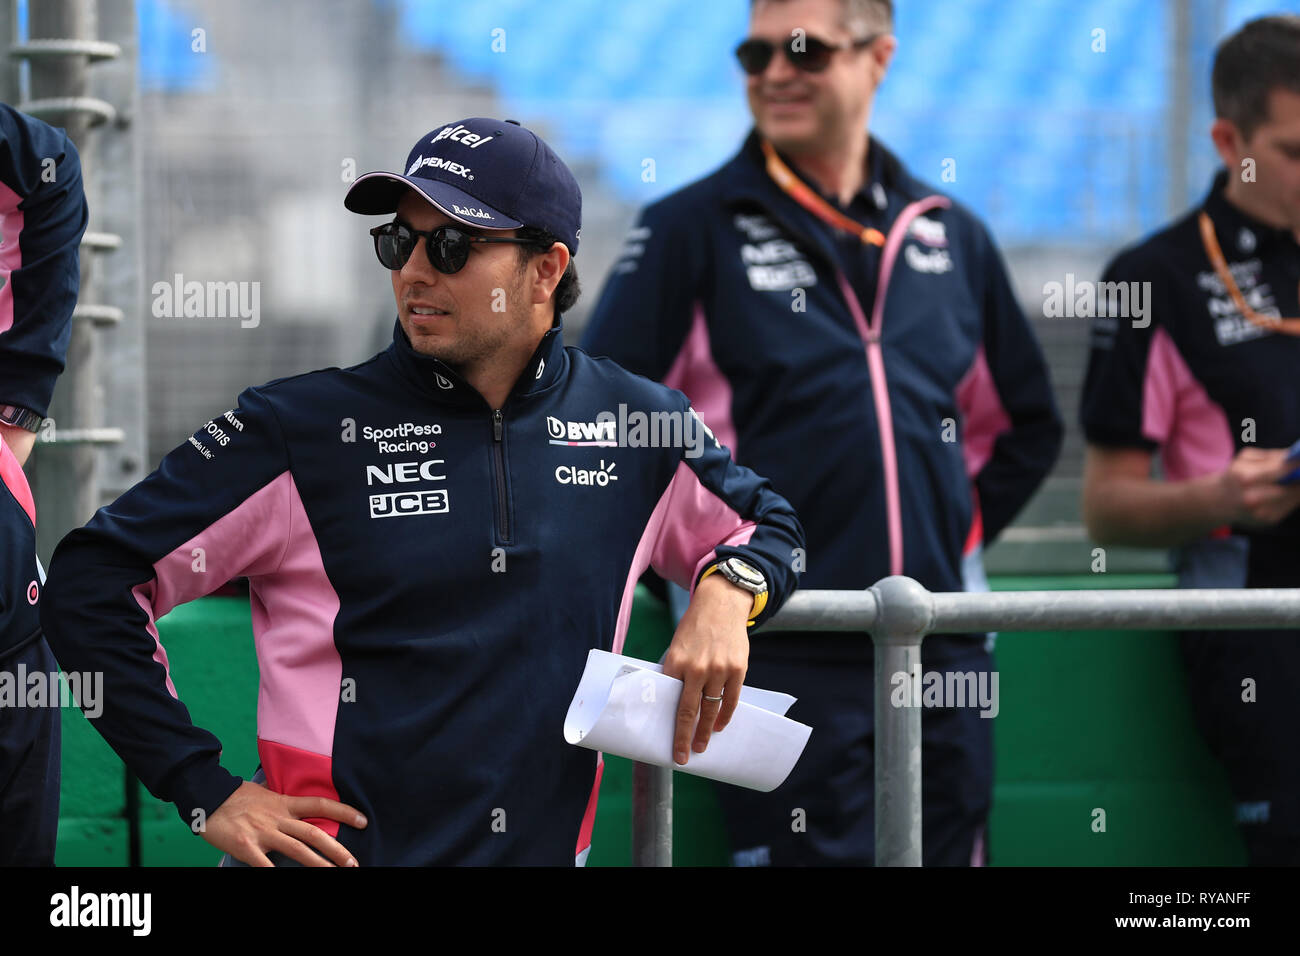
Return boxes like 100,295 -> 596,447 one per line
1166,0 -> 1192,217
20,0 -> 126,565
764,577 -> 1300,868
631,761 -> 672,866
869,576 -> 932,867
929,587 -> 1300,633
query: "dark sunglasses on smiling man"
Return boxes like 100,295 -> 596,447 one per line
734,32 -> 880,75
370,221 -> 533,274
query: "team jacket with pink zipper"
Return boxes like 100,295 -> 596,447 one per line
582,131 -> 1061,652
39,319 -> 804,865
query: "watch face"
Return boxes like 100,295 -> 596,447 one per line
723,558 -> 765,588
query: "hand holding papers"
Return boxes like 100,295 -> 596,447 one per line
564,649 -> 812,791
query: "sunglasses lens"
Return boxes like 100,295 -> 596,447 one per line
429,228 -> 470,274
375,226 -> 413,270
790,37 -> 835,72
735,39 -> 773,75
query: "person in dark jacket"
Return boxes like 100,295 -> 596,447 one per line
1081,16 -> 1300,865
0,103 -> 88,866
39,117 -> 804,866
582,0 -> 1062,865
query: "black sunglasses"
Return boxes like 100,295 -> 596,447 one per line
370,221 -> 533,274
734,32 -> 879,76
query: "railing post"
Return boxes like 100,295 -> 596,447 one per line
870,576 -> 934,867
631,761 -> 672,866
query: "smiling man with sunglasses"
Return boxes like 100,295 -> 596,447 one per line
39,117 -> 804,866
583,0 -> 1062,867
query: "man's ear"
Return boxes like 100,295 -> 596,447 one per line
868,35 -> 897,86
1210,117 -> 1246,170
530,242 -> 570,305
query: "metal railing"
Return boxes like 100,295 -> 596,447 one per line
630,575 -> 1300,867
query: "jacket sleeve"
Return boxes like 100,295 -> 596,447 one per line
0,104 -> 89,415
645,395 -> 804,629
579,198 -> 703,380
1078,248 -> 1162,450
958,221 -> 1063,543
40,386 -> 292,827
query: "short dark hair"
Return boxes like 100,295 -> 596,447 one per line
750,0 -> 893,37
1212,15 -> 1300,140
516,226 -> 581,316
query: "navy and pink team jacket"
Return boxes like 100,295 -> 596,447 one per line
1,104 -> 88,659
1081,171 -> 1300,587
40,320 -> 804,865
582,133 -> 1062,633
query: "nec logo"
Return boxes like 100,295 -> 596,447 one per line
546,416 -> 616,443
365,460 -> 447,485
431,124 -> 496,149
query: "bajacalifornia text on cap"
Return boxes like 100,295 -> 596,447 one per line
344,117 -> 582,255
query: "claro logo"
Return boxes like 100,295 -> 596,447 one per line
555,460 -> 618,487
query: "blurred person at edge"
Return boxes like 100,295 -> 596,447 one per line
0,104 -> 88,866
1081,15 -> 1300,866
583,0 -> 1062,866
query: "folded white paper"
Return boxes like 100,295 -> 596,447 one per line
563,649 -> 812,792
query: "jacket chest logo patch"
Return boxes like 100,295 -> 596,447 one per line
733,214 -> 818,291
904,244 -> 953,274
1196,259 -> 1275,346
364,456 -> 451,519
907,216 -> 948,247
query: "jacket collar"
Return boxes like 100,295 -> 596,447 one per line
384,316 -> 568,409
1202,168 -> 1298,258
718,129 -> 934,265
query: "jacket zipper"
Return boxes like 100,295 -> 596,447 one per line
491,408 -> 512,543
757,194 -> 951,577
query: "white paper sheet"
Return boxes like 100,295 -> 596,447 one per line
563,649 -> 812,792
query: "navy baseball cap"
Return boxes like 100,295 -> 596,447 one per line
344,117 -> 582,255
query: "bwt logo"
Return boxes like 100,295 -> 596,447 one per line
365,459 -> 446,485
547,416 -> 616,443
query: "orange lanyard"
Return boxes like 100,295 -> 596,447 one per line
1198,211 -> 1300,335
762,139 -> 885,247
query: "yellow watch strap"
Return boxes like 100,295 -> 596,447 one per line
699,563 -> 766,626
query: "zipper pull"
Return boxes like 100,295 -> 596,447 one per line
492,408 -> 503,442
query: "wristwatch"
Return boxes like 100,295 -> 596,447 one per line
700,556 -> 769,625
0,404 -> 43,433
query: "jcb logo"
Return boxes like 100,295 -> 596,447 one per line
370,490 -> 450,518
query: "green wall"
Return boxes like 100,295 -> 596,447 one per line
51,577 -> 1244,866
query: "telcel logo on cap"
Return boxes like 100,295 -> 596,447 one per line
431,124 -> 496,149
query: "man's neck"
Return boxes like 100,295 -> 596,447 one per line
456,323 -> 551,411
1222,176 -> 1300,242
786,132 -> 870,207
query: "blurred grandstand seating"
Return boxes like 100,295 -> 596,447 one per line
392,0 -> 1296,245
